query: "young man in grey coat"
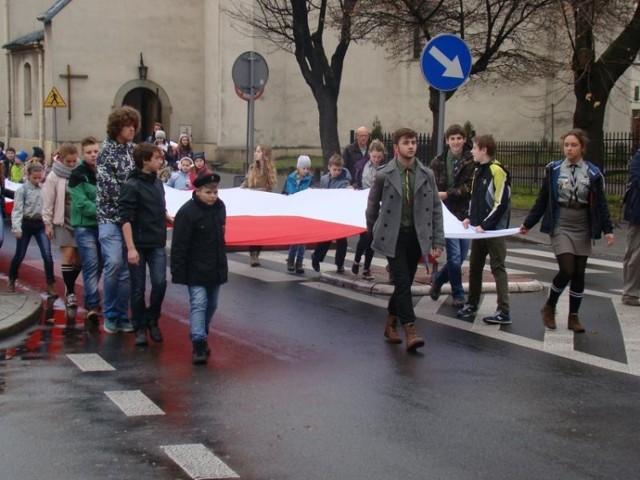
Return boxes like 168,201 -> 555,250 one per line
366,127 -> 445,351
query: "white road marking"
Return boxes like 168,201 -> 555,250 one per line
161,444 -> 239,479
510,248 -> 622,269
66,354 -> 115,372
104,390 -> 165,417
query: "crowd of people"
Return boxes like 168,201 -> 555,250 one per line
1,114 -> 638,360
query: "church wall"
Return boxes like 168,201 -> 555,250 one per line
40,0 -> 205,144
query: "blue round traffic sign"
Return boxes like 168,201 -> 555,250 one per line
420,34 -> 472,91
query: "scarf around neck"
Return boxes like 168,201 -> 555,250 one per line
52,160 -> 73,179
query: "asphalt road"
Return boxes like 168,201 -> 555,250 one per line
1,225 -> 640,479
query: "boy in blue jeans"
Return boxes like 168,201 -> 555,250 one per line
119,143 -> 172,346
171,172 -> 228,364
285,155 -> 313,273
311,154 -> 353,273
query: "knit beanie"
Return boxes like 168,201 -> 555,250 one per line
297,155 -> 311,169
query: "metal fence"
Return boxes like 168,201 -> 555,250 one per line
354,131 -> 638,197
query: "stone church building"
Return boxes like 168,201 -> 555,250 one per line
1,0 -> 635,162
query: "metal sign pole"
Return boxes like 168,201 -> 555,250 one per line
247,52 -> 256,173
53,108 -> 58,147
437,90 -> 446,156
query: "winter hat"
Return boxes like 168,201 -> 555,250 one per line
179,133 -> 189,142
297,155 -> 311,169
155,130 -> 167,140
193,172 -> 221,188
193,151 -> 206,161
15,150 -> 28,162
32,146 -> 45,158
179,156 -> 193,165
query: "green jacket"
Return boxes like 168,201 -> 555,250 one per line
68,160 -> 98,228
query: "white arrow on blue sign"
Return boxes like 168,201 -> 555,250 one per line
420,34 -> 472,91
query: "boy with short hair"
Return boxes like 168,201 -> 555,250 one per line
69,136 -> 103,330
171,172 -> 228,364
284,155 -> 314,273
119,143 -> 171,346
429,124 -> 476,307
311,154 -> 353,273
458,135 -> 511,324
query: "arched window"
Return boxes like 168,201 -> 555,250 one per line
24,63 -> 32,114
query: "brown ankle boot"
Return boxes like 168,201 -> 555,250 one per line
568,313 -> 585,333
403,322 -> 425,351
384,314 -> 402,344
541,304 -> 556,329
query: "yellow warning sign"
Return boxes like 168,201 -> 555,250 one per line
43,86 -> 66,108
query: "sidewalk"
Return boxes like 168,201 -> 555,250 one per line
0,277 -> 43,340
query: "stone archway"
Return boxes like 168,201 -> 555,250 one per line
113,79 -> 172,142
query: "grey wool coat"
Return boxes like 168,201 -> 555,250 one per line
366,158 -> 445,258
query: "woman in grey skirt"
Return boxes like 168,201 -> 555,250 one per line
519,129 -> 614,332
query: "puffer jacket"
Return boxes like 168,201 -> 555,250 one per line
171,194 -> 228,287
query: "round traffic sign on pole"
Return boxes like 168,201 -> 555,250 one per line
232,51 -> 269,94
420,34 -> 472,92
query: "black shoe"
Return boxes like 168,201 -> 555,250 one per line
148,324 -> 164,343
483,310 -> 511,325
429,282 -> 441,300
351,262 -> 360,275
286,256 -> 295,272
192,341 -> 208,365
311,254 -> 320,272
134,329 -> 148,346
336,266 -> 345,274
457,304 -> 478,319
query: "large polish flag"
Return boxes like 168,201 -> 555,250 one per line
164,186 -> 520,246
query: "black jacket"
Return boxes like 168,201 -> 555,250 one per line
343,141 -> 370,184
430,147 -> 476,221
171,194 -> 228,287
118,169 -> 167,248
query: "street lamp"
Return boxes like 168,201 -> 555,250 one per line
138,53 -> 148,80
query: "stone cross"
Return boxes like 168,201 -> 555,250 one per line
59,64 -> 88,120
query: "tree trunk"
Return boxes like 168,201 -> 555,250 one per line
572,69 -> 608,168
315,88 -> 341,166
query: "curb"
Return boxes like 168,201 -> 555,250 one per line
0,292 -> 43,339
319,272 -> 544,296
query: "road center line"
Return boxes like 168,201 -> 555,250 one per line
160,444 -> 239,479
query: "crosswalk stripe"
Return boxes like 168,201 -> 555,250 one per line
510,248 -> 622,269
66,354 -> 115,372
104,390 -> 165,417
160,444 -> 239,479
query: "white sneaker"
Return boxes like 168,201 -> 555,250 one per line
65,293 -> 77,308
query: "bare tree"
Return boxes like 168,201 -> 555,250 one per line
224,0 -> 360,164
352,0 -> 559,155
559,0 -> 640,167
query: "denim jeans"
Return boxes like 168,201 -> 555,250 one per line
386,227 -> 422,324
74,227 -> 103,310
434,238 -> 470,300
128,247 -> 167,330
188,284 -> 221,342
288,244 -> 306,261
9,219 -> 55,283
98,223 -> 130,320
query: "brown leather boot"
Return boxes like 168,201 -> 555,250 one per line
384,314 -> 402,344
403,322 -> 425,351
568,313 -> 585,333
541,304 -> 556,329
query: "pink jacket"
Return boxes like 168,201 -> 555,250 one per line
41,169 -> 68,227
